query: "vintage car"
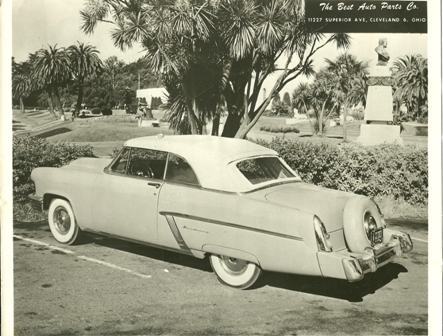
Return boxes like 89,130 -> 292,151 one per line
29,135 -> 413,289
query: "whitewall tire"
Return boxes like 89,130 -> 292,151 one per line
343,197 -> 383,253
209,254 -> 262,289
48,199 -> 80,245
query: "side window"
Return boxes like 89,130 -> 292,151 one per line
110,147 -> 131,174
165,154 -> 199,186
127,148 -> 167,179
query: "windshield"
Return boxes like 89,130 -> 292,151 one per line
236,157 -> 298,185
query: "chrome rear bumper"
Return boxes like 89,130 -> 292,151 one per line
343,232 -> 413,282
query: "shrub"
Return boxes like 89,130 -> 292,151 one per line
260,124 -> 300,134
91,107 -> 101,115
101,106 -> 113,116
13,136 -> 96,203
255,138 -> 427,205
90,115 -> 138,124
349,107 -> 365,120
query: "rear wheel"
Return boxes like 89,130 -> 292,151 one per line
343,197 -> 383,252
209,254 -> 262,289
48,199 -> 80,245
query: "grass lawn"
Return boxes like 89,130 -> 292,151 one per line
45,121 -> 173,157
48,122 -> 173,142
13,109 -> 59,131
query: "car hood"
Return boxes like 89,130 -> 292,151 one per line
62,158 -> 112,172
264,182 -> 357,232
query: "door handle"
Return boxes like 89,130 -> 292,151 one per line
148,182 -> 161,189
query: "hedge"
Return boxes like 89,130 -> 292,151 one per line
255,138 -> 427,205
260,124 -> 300,134
13,136 -> 96,203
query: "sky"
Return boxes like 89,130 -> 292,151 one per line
12,0 -> 427,96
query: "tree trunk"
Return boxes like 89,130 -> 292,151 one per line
222,113 -> 242,137
181,83 -> 200,134
343,102 -> 348,141
75,79 -> 84,118
211,114 -> 220,136
46,91 -> 56,118
319,99 -> 328,135
20,97 -> 25,113
146,108 -> 154,119
53,86 -> 65,118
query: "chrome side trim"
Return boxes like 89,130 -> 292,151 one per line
81,228 -> 194,256
164,215 -> 192,253
159,211 -> 304,242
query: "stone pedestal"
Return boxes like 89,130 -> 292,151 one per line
358,124 -> 403,146
357,66 -> 403,146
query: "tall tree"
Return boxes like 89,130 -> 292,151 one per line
12,74 -> 30,113
80,0 -> 350,138
292,82 -> 310,115
68,42 -> 103,117
308,69 -> 340,134
102,56 -> 126,106
271,92 -> 281,112
12,59 -> 31,113
33,45 -> 71,118
282,92 -> 291,108
392,54 -> 428,121
325,53 -> 368,141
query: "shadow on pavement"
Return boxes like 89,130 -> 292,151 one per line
260,263 -> 408,302
80,232 -> 213,273
78,231 -> 407,300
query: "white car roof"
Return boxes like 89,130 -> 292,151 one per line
124,135 -> 278,191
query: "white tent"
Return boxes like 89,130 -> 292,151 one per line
136,88 -> 168,108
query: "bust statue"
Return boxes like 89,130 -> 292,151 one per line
375,38 -> 390,66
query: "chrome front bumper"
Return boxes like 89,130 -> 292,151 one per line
342,232 -> 413,282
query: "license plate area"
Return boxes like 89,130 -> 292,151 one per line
370,227 -> 383,246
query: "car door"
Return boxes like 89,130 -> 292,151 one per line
91,147 -> 167,243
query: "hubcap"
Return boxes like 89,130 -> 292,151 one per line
53,206 -> 71,235
363,211 -> 377,239
221,256 -> 248,275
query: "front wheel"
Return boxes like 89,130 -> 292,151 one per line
209,254 -> 262,289
48,199 -> 80,245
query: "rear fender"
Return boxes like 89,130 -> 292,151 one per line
202,244 -> 260,265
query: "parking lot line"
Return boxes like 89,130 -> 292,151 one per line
411,236 -> 428,243
13,235 -> 75,254
77,255 -> 152,279
13,235 -> 152,279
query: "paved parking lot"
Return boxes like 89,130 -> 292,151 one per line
11,219 -> 428,335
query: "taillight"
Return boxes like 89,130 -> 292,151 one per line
314,216 -> 332,252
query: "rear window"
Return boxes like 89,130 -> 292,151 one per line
236,157 -> 296,185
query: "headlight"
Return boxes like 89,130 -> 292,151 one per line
313,216 -> 332,252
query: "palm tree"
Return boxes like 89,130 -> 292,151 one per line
292,82 -> 311,115
325,53 -> 369,141
309,70 -> 339,135
68,42 -> 103,117
33,45 -> 71,118
80,0 -> 351,138
12,74 -> 30,113
393,55 -> 428,121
